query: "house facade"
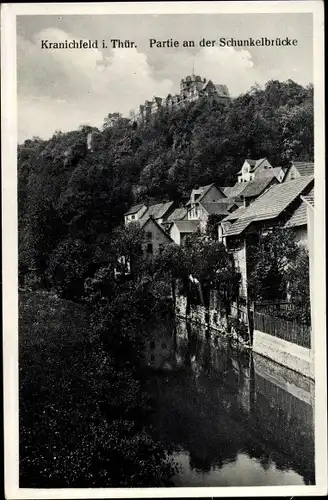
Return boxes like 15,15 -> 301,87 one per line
186,184 -> 227,220
223,176 -> 314,301
141,201 -> 175,226
169,220 -> 199,245
124,204 -> 148,225
140,217 -> 173,256
237,158 -> 273,183
283,162 -> 314,183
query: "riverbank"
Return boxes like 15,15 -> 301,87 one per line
145,320 -> 315,486
175,293 -> 314,379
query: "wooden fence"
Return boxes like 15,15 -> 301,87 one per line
253,311 -> 311,349
254,300 -> 311,326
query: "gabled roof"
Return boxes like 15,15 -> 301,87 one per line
240,175 -> 277,199
200,201 -> 235,215
173,220 -> 199,233
284,200 -> 307,228
142,201 -> 174,220
256,167 -> 284,179
139,217 -> 174,241
237,157 -> 267,174
186,183 -> 226,206
301,187 -> 314,208
164,207 -> 188,222
224,175 -> 314,237
124,203 -> 147,216
293,162 -> 314,176
221,206 -> 247,222
215,84 -> 230,97
223,183 -> 249,198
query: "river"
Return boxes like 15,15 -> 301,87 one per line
144,321 -> 315,486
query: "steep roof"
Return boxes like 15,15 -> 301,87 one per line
214,84 -> 230,97
124,203 -> 146,216
293,162 -> 314,176
221,206 -> 247,222
222,183 -> 247,198
224,175 -> 314,237
284,186 -> 314,228
186,183 -> 226,205
173,220 -> 199,233
237,158 -> 267,174
256,167 -> 283,179
200,201 -> 231,215
142,201 -> 174,220
140,217 -> 174,241
165,207 -> 188,222
284,201 -> 307,228
239,176 -> 277,199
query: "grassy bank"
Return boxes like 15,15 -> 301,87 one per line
19,289 -> 177,487
19,290 -> 95,486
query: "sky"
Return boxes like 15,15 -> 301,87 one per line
17,13 -> 313,142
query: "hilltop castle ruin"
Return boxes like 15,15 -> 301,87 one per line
131,73 -> 230,123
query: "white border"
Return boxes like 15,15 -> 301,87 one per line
2,2 -> 326,498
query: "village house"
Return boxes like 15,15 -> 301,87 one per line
283,161 -> 314,182
222,175 -> 314,300
188,200 -> 238,233
141,201 -> 175,225
299,191 -> 315,339
238,174 -> 280,207
139,216 -> 174,256
169,220 -> 200,245
186,183 -> 227,219
222,184 -> 247,205
124,201 -> 176,259
283,187 -> 314,246
236,158 -> 285,184
161,207 -> 188,231
124,203 -> 148,225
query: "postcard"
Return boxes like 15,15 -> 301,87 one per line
1,1 -> 326,498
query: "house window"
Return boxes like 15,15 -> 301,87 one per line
131,215 -> 135,220
147,243 -> 153,254
290,173 -> 295,180
159,243 -> 164,253
146,231 -> 152,239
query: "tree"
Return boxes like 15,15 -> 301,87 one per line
206,214 -> 222,240
47,238 -> 90,300
247,226 -> 299,302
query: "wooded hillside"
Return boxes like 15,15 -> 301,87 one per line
18,79 -> 313,289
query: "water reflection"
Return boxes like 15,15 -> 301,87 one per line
145,321 -> 315,486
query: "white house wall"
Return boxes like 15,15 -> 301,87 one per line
142,219 -> 172,254
169,224 -> 181,245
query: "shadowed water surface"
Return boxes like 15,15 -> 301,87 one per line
145,322 -> 315,486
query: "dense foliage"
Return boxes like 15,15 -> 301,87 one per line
248,226 -> 311,324
19,286 -> 178,487
18,79 -> 313,290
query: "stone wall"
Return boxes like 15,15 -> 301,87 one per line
253,329 -> 314,380
176,294 -> 228,332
